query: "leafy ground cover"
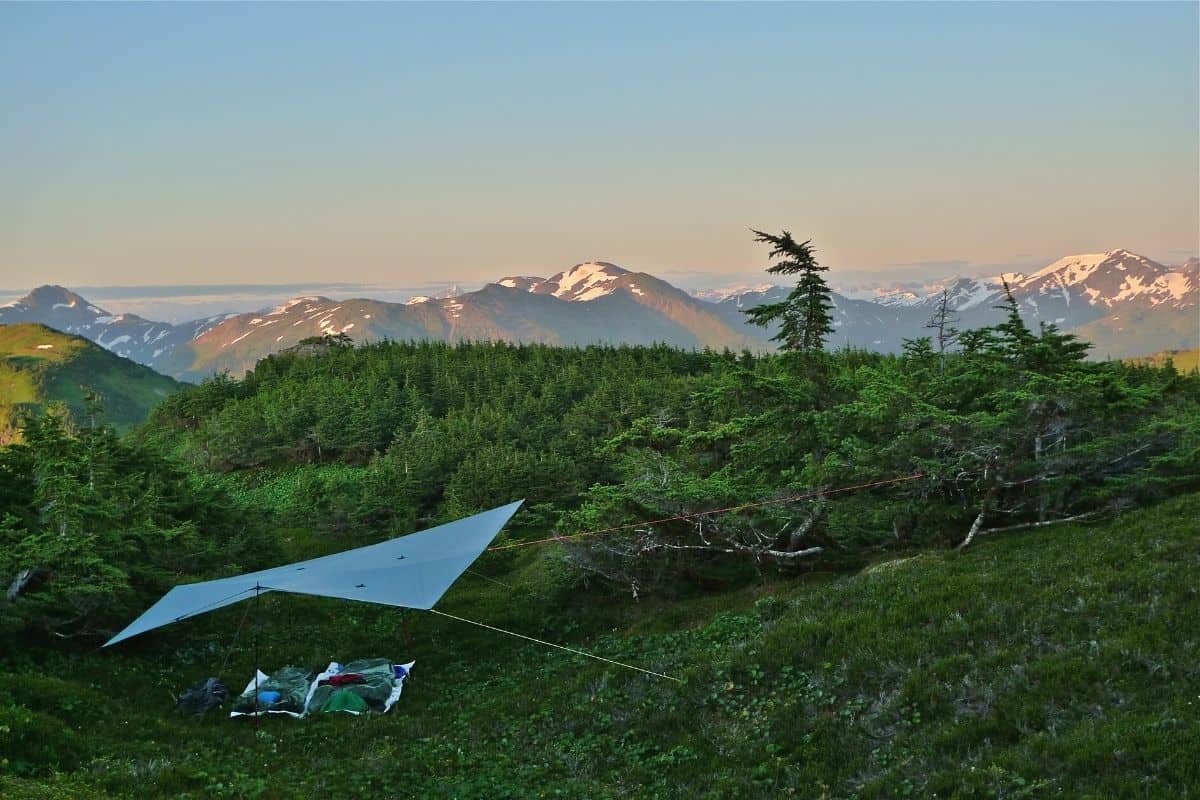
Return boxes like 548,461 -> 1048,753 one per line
3,493 -> 1196,798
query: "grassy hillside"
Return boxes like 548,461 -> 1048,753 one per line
2,493 -> 1196,798
0,324 -> 180,441
1077,307 -> 1198,361
1125,347 -> 1200,372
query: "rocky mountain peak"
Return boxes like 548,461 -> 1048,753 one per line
18,285 -> 98,313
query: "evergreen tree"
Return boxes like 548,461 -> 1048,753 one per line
743,230 -> 834,355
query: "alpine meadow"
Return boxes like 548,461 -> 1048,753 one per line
3,2 -> 1199,798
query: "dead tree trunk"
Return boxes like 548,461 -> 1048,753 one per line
957,486 -> 998,550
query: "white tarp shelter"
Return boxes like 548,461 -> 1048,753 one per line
105,500 -> 523,647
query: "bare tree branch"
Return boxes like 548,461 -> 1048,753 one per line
972,512 -> 1099,538
646,541 -> 824,560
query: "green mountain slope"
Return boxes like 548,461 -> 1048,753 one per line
0,324 -> 180,441
2,493 -> 1196,798
1125,347 -> 1200,372
1076,306 -> 1199,360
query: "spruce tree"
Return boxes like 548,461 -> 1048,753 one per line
743,229 -> 834,355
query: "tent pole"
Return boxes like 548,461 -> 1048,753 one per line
253,582 -> 261,721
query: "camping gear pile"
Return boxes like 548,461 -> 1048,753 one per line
230,659 -> 415,718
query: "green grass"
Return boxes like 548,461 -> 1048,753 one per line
0,324 -> 180,440
1125,348 -> 1200,373
3,494 -> 1198,798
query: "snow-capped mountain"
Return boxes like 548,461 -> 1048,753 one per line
686,283 -> 778,304
870,274 -> 1024,310
85,262 -> 762,380
851,251 -> 1195,316
1017,250 -> 1196,311
712,249 -> 1196,358
0,286 -> 225,365
3,249 -> 1195,379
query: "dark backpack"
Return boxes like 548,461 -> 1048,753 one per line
176,677 -> 229,716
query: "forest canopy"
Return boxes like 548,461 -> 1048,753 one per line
135,310 -> 1199,596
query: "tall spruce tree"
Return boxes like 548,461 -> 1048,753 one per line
743,230 -> 834,354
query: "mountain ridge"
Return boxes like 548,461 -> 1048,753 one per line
2,250 -> 1194,380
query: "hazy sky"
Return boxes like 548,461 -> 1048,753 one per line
3,1 -> 1197,289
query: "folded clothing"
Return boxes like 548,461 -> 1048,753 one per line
321,673 -> 366,687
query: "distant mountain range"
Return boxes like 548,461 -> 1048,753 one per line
1,250 -> 1194,381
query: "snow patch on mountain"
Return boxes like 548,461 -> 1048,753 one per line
495,263 -> 634,301
874,289 -> 925,307
689,283 -> 777,303
548,262 -> 629,301
954,278 -> 1003,310
1156,271 -> 1193,302
270,297 -> 322,315
1025,252 -> 1112,285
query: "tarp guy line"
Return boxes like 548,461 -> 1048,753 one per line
429,608 -> 681,683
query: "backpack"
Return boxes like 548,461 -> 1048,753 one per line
176,677 -> 229,716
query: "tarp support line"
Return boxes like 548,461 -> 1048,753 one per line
218,597 -> 254,675
429,608 -> 682,683
488,472 -> 925,552
466,568 -> 513,589
171,586 -> 259,622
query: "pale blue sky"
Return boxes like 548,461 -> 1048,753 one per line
2,1 -> 1197,288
